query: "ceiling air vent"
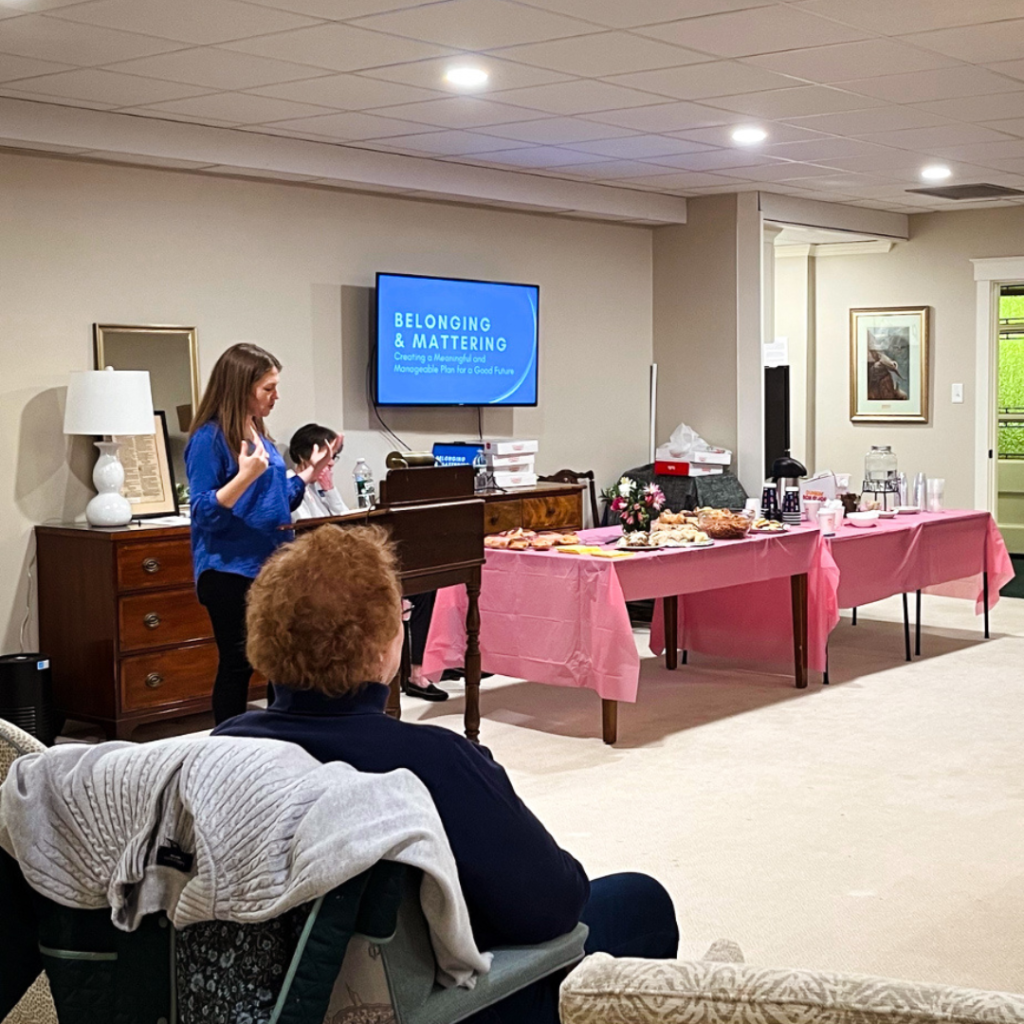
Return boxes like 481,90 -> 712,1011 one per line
906,183 -> 1024,200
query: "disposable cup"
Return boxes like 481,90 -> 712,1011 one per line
926,478 -> 945,513
817,509 -> 835,535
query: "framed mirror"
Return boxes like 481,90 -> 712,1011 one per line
94,324 -> 199,505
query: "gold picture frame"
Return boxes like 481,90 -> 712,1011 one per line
113,411 -> 178,517
849,306 -> 930,423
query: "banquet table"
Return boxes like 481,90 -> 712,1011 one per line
422,525 -> 837,743
650,509 -> 1012,679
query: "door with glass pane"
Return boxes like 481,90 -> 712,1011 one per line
997,286 -> 1024,554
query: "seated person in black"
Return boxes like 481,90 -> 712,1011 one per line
288,422 -> 447,703
214,525 -> 678,1023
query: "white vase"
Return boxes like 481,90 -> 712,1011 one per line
85,440 -> 133,527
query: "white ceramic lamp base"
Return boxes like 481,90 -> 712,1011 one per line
86,440 -> 133,527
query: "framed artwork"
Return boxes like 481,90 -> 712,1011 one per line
113,411 -> 179,517
850,306 -> 930,423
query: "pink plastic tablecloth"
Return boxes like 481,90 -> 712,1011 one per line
422,525 -> 835,702
825,510 -> 1011,613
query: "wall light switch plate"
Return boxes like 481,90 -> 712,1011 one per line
952,383 -> 964,404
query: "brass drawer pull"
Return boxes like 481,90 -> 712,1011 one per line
145,673 -> 164,689
143,612 -> 161,630
142,557 -> 161,574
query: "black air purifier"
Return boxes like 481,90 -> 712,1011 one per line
0,653 -> 56,745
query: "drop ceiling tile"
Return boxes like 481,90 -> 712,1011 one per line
563,134 -> 716,157
904,22 -> 1024,65
981,118 -> 1024,138
84,151 -> 216,168
426,140 -> 591,163
784,105 -> 951,135
605,60 -> 800,100
256,108 -> 441,139
347,130 -> 529,155
615,169 -> 737,188
0,53 -> 75,81
359,54 -> 573,93
491,151 -> 639,172
488,79 -> 670,115
834,66 -> 1024,104
709,86 -> 880,119
105,48 -> 333,90
800,1 -> 1024,40
513,0 -> 772,29
202,165 -> 321,180
744,39 -> 957,84
775,171 -> 888,189
553,158 -> 679,179
650,148 -> 789,171
50,0 -> 319,45
858,123 -> 1017,151
584,99 -> 744,132
912,93 -> 1024,124
493,32 -> 712,78
239,0 -> 442,20
476,116 -> 639,144
635,5 -> 869,58
134,92 -> 338,124
0,15 -> 181,65
118,107 -> 238,126
668,121 -> 826,146
247,73 -> 441,108
987,157 -> 1024,173
928,139 -> 1024,163
764,137 -> 894,160
0,86 -> 113,108
0,68 -> 213,105
223,23 -> 457,73
987,60 -> 1024,84
351,0 -> 596,50
363,96 -> 549,128
717,160 -> 838,181
818,151 -> 937,173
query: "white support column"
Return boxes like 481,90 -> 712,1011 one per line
735,193 -> 766,496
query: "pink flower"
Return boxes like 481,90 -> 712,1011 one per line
611,496 -> 624,512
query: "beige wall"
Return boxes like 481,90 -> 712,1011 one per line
0,151 -> 653,649
653,194 -> 739,453
775,249 -> 815,471
815,206 -> 1024,511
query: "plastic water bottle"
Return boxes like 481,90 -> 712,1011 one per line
472,450 -> 488,493
353,458 -> 376,509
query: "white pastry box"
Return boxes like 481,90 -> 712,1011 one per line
486,452 -> 535,473
492,470 -> 538,489
482,439 -> 539,456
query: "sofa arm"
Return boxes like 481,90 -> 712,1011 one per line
559,954 -> 1024,1024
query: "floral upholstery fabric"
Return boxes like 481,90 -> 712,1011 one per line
559,954 -> 1024,1024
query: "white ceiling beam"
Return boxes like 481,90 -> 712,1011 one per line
758,192 -> 909,240
0,97 -> 688,225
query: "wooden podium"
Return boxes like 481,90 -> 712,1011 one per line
293,466 -> 486,741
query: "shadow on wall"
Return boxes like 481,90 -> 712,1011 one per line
339,285 -> 514,441
15,387 -> 93,524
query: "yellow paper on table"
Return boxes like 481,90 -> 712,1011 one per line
591,549 -> 635,559
556,545 -> 605,555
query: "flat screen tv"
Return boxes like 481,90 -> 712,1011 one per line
375,272 -> 539,406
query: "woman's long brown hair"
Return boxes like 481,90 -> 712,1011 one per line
190,343 -> 282,455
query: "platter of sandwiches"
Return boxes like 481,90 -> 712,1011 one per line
484,528 -> 582,550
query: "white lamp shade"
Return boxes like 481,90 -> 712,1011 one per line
64,368 -> 155,435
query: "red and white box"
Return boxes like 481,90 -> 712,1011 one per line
483,439 -> 538,456
654,461 -> 725,477
492,470 -> 538,489
655,444 -> 731,466
486,452 -> 535,473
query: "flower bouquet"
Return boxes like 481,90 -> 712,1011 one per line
603,476 -> 666,534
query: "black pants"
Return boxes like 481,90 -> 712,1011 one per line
197,570 -> 254,725
406,590 -> 436,666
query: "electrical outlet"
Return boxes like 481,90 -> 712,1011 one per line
952,383 -> 964,403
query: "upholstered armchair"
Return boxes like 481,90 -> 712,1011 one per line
560,941 -> 1024,1024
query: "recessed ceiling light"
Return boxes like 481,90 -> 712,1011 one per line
444,66 -> 488,89
921,164 -> 952,181
732,126 -> 767,145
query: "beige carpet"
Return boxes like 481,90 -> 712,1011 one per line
400,594 -> 1024,995
113,593 -> 1024,995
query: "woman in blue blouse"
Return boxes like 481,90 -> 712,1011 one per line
185,343 -> 332,723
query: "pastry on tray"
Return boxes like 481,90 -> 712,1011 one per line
697,508 -> 753,540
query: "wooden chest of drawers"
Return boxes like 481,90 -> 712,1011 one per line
35,484 -> 582,740
35,522 -> 265,740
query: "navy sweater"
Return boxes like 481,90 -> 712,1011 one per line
213,685 -> 590,950
185,421 -> 305,581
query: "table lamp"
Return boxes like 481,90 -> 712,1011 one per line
63,367 -> 155,527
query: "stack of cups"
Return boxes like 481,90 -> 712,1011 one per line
782,487 -> 802,526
